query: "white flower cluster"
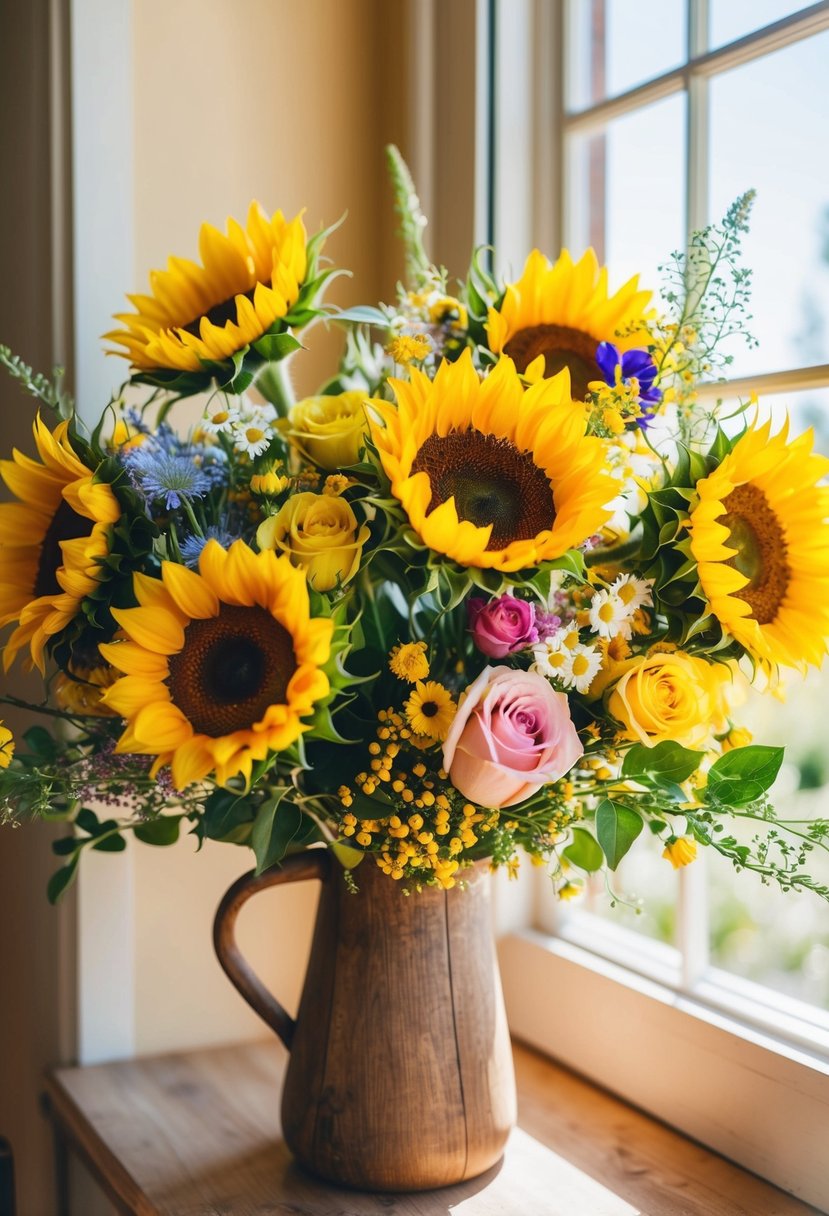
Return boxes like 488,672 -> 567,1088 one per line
532,575 -> 653,694
201,395 -> 278,458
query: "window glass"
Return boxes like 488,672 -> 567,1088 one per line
708,33 -> 829,376
710,0 -> 813,49
565,92 -> 686,294
578,825 -> 679,944
567,0 -> 686,110
708,664 -> 829,1009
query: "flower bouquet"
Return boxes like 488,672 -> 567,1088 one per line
1,149 -> 828,911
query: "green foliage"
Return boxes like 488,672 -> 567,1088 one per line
385,144 -> 431,288
596,799 -> 644,870
563,827 -> 604,872
704,746 -> 784,808
0,345 -> 74,419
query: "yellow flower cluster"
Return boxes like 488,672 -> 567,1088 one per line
587,374 -> 643,436
336,710 -> 499,888
387,333 -> 431,364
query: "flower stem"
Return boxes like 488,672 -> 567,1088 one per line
257,359 -> 296,417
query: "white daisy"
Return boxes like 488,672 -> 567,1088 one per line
611,573 -> 653,612
588,589 -> 633,640
202,403 -> 240,435
565,645 -> 603,694
234,423 -> 273,459
531,632 -> 570,680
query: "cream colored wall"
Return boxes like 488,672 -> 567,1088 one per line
126,0 -> 412,1056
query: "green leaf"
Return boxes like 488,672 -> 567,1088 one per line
333,305 -> 389,326
562,827 -> 604,873
202,790 -> 256,844
22,726 -> 57,759
52,835 -> 79,856
92,830 -> 127,852
330,840 -> 366,870
621,741 -> 703,784
75,807 -> 101,836
252,333 -> 303,361
47,855 -> 79,904
705,745 -> 784,806
595,799 -> 644,870
251,792 -> 302,874
134,816 -> 181,847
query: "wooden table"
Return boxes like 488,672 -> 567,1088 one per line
44,1039 -> 822,1216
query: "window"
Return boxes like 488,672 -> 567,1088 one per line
490,3 -> 829,1207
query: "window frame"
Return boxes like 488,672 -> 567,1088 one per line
487,3 -> 829,1208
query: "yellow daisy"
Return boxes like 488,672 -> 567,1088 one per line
404,681 -> 456,741
486,248 -> 652,399
0,416 -> 121,672
369,350 -> 615,572
688,418 -> 829,671
100,540 -> 333,790
105,202 -> 308,374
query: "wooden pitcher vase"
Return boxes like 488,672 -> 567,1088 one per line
213,851 -> 517,1192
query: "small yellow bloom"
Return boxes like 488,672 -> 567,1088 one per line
602,407 -> 625,435
0,721 -> 15,768
323,474 -> 351,497
558,880 -> 583,901
389,641 -> 430,682
387,333 -> 431,364
662,836 -> 698,869
404,681 -> 457,741
250,469 -> 290,496
288,392 -> 374,471
257,492 -> 370,592
721,725 -> 753,752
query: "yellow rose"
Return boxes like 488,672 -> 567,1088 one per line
607,651 -> 730,748
288,392 -> 374,471
257,492 -> 369,591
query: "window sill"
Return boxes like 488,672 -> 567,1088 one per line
498,929 -> 829,1211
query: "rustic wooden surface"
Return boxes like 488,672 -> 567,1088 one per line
214,859 -> 515,1191
45,1039 -> 823,1216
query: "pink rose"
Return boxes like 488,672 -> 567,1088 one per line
443,666 -> 583,808
468,595 -> 538,658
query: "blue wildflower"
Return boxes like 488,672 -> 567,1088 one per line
179,524 -> 238,568
125,447 -> 212,510
595,342 -> 662,428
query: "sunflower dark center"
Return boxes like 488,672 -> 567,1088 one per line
504,324 -> 599,399
721,483 -> 789,625
167,604 -> 296,737
34,499 -> 92,599
411,430 -> 556,550
179,286 -> 257,338
421,701 -> 439,717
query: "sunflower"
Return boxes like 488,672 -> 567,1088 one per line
486,249 -> 652,400
99,540 -> 333,790
0,416 -> 121,672
105,202 -> 307,374
369,351 -> 615,572
688,418 -> 829,671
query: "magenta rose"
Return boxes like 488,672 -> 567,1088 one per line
468,595 -> 538,659
442,666 -> 583,808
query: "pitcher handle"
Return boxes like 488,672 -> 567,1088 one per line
212,849 -> 332,1050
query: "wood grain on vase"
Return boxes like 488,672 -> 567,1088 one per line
213,852 -> 516,1191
